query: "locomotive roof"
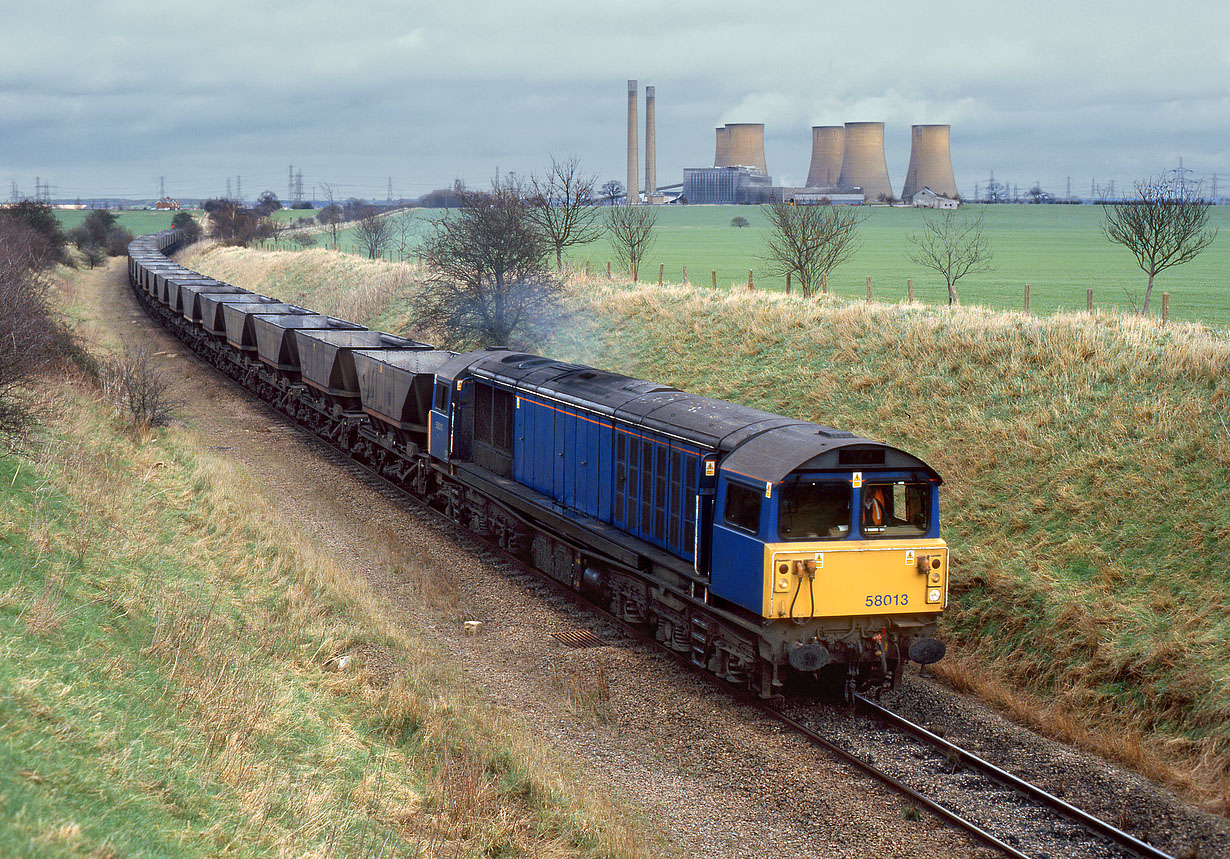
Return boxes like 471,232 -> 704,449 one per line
444,350 -> 941,484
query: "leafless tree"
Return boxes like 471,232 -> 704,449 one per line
0,219 -> 59,443
600,180 -> 624,205
1102,177 -> 1218,315
605,205 -> 657,281
319,183 -> 342,249
102,343 -> 179,432
353,206 -> 395,259
759,202 -> 864,297
390,211 -> 418,261
414,181 -> 560,347
527,155 -> 602,269
907,208 -> 993,306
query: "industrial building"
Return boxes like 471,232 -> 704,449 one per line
900,125 -> 958,201
622,80 -> 959,206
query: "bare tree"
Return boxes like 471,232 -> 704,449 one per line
527,155 -> 602,269
907,208 -> 993,306
414,181 -> 560,347
605,205 -> 657,281
319,183 -> 342,249
0,219 -> 59,443
102,343 -> 179,432
389,211 -> 418,261
600,180 -> 625,205
353,206 -> 395,259
759,202 -> 864,297
1102,177 -> 1218,315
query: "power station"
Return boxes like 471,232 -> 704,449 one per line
900,124 -> 958,201
805,125 -> 844,189
623,81 -> 958,206
836,122 -> 895,203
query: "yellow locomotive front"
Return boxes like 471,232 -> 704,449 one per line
711,440 -> 948,692
763,473 -> 947,621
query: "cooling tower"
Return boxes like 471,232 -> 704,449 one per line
724,123 -> 768,175
805,125 -> 845,187
714,127 -> 731,167
626,80 -> 638,204
645,86 -> 656,196
900,124 -> 958,201
837,122 -> 894,202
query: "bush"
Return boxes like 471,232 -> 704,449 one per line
171,211 -> 202,243
0,200 -> 72,266
0,219 -> 60,443
105,226 -> 135,257
101,343 -> 178,431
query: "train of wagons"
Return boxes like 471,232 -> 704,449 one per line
128,228 -> 948,698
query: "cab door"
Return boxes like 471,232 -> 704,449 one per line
428,380 -> 451,461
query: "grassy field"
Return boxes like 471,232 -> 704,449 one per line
291,204 -> 1230,327
0,263 -> 653,858
53,208 -> 189,236
184,245 -> 1230,813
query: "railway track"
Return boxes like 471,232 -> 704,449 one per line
129,266 -> 1186,859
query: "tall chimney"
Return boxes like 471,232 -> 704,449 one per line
806,125 -> 845,188
626,80 -> 638,205
900,124 -> 958,201
724,123 -> 768,176
714,127 -> 731,167
645,86 -> 656,197
837,121 -> 894,202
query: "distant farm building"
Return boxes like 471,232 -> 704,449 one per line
911,187 -> 959,209
154,198 -> 181,210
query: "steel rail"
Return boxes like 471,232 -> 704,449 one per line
854,694 -> 1174,859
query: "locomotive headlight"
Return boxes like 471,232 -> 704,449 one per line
929,571 -> 942,585
927,588 -> 942,604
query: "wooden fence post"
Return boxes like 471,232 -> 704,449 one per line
712,270 -> 717,288
908,278 -> 914,302
786,272 -> 792,295
585,260 -> 590,278
1162,292 -> 1170,325
866,275 -> 872,302
748,270 -> 754,290
822,273 -> 828,294
682,264 -> 688,284
658,263 -> 664,286
1024,283 -> 1030,313
606,261 -> 611,279
1087,288 -> 1093,313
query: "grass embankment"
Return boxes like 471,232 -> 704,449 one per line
554,283 -> 1230,813
185,244 -> 1230,813
0,272 -> 652,857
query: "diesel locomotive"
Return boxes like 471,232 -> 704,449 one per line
128,229 -> 947,698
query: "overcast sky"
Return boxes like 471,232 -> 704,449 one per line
3,0 -> 1227,202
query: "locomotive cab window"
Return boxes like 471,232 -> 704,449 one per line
433,384 -> 449,412
778,480 -> 851,540
860,481 -> 930,537
723,482 -> 762,535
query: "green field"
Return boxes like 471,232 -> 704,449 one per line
74,202 -> 1229,326
301,204 -> 1230,327
53,208 -> 189,236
